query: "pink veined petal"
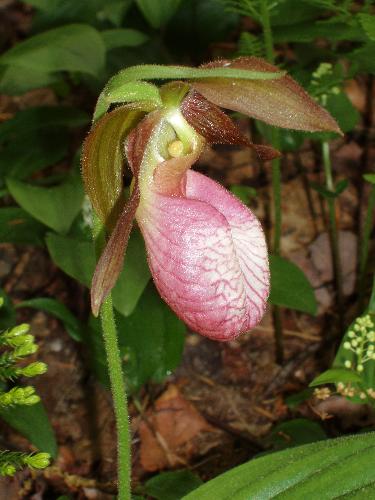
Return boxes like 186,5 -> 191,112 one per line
136,170 -> 269,341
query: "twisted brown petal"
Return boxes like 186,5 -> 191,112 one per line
180,90 -> 280,161
191,57 -> 342,134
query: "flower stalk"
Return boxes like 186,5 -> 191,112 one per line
321,134 -> 344,332
93,215 -> 131,500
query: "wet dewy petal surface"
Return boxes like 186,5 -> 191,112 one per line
137,170 -> 269,340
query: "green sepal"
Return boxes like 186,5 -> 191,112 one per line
82,104 -> 148,228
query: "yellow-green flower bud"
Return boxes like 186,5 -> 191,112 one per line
7,323 -> 30,338
19,362 -> 47,378
24,452 -> 50,470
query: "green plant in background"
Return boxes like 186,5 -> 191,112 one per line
311,278 -> 375,405
0,298 -> 51,477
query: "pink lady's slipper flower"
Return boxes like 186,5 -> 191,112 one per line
82,57 -> 340,341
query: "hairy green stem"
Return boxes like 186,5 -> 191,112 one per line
260,0 -> 284,363
321,140 -> 344,332
358,185 -> 375,308
93,216 -> 131,500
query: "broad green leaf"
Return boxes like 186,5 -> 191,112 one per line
358,13 -> 375,42
0,207 -> 45,246
7,170 -> 84,234
45,230 -> 150,316
0,24 -> 105,77
183,433 -> 375,499
117,283 -> 185,391
229,185 -> 257,204
0,65 -> 58,95
0,289 -> 16,330
0,106 -> 89,142
0,402 -> 57,457
268,255 -> 317,315
348,42 -> 375,75
309,368 -> 362,387
144,471 -> 203,500
16,298 -> 82,342
97,0 -> 132,27
118,283 -> 185,391
111,230 -> 151,317
46,234 -> 95,288
101,29 -> 149,50
325,92 -> 359,133
166,0 -> 239,55
270,0 -> 320,26
136,0 -> 182,28
266,419 -> 327,450
0,129 -> 69,182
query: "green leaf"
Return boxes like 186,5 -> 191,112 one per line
348,42 -> 375,76
358,13 -> 375,42
117,283 -> 185,391
144,470 -> 203,500
101,29 -> 149,50
229,185 -> 257,204
268,255 -> 317,314
0,24 -> 105,77
364,173 -> 375,185
16,298 -> 82,342
0,106 -> 89,142
273,19 -> 364,43
0,402 -> 57,458
310,179 -> 348,199
0,65 -> 59,95
0,207 -> 45,245
136,0 -> 182,28
285,388 -> 314,409
7,170 -> 84,234
111,230 -> 151,317
309,368 -> 362,387
182,433 -> 375,499
325,92 -> 360,133
46,234 -> 95,287
0,129 -> 69,182
45,230 -> 150,316
266,419 -> 327,450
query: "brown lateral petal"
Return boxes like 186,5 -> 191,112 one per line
191,57 -> 342,135
180,90 -> 280,161
91,182 -> 140,316
82,104 -> 145,230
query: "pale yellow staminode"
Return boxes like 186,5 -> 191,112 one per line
168,139 -> 184,158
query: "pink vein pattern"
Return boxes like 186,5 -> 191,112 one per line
137,170 -> 269,340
